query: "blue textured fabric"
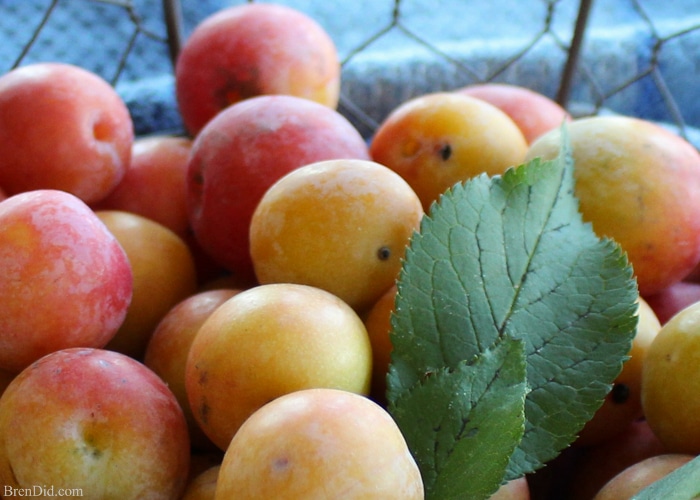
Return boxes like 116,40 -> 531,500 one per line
2,0 -> 699,141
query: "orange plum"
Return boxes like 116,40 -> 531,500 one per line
249,159 -> 423,312
574,298 -> 661,447
568,419 -> 668,500
526,116 -> 700,296
181,465 -> 219,500
96,210 -> 198,361
363,284 -> 398,405
185,283 -> 372,451
593,453 -> 694,499
144,288 -> 240,451
214,388 -> 423,499
369,91 -> 528,211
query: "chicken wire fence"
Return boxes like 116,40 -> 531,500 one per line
2,0 -> 700,144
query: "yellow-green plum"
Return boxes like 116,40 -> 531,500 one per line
489,477 -> 530,499
214,388 -> 423,499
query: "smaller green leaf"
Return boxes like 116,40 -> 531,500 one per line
389,336 -> 528,500
632,455 -> 700,500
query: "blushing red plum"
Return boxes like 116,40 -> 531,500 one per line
92,135 -> 193,239
457,82 -> 571,143
0,62 -> 133,204
175,3 -> 340,136
0,190 -> 132,373
186,95 -> 370,282
643,280 -> 700,325
0,348 -> 190,499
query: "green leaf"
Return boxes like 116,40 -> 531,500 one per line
387,126 -> 638,492
632,455 -> 700,500
390,337 -> 528,500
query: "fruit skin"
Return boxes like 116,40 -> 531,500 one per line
92,135 -> 193,239
96,210 -> 198,361
643,280 -> 700,325
0,370 -> 15,400
0,190 -> 132,373
363,284 -> 398,404
567,419 -> 667,500
144,288 -> 240,452
0,62 -> 133,204
456,82 -> 571,144
89,134 -> 223,283
574,297 -> 661,447
181,465 -> 220,500
525,115 -> 700,296
186,95 -> 370,282
369,91 -> 528,211
641,300 -> 700,453
185,283 -> 373,451
250,159 -> 423,312
175,3 -> 340,136
592,453 -> 694,500
0,348 -> 191,499
214,388 -> 424,500
489,477 -> 530,500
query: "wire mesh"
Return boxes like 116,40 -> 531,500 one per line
2,0 -> 700,144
